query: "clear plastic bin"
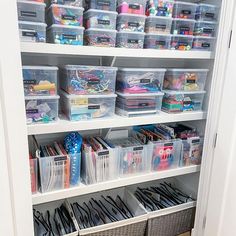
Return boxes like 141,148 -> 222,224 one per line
17,1 -> 46,22
144,33 -> 171,49
84,9 -> 117,30
25,95 -> 59,124
171,19 -> 195,35
173,1 -> 197,20
25,0 -> 44,2
116,31 -> 144,48
145,16 -> 172,34
150,139 -> 182,171
117,13 -> 146,32
146,0 -> 174,17
116,68 -> 166,93
116,92 -> 164,117
117,0 -> 146,15
47,25 -> 84,45
162,90 -> 206,113
60,91 -> 117,121
192,36 -> 215,51
84,0 -> 117,11
194,21 -> 217,37
196,4 -> 219,22
18,21 -> 46,43
163,69 -> 208,91
22,66 -> 58,96
47,4 -> 84,26
61,65 -> 117,95
29,157 -> 38,194
170,35 -> 193,50
50,0 -> 83,7
84,28 -> 116,47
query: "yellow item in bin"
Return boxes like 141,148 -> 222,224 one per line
32,81 -> 56,95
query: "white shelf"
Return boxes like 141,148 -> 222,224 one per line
21,42 -> 214,59
32,165 -> 200,205
28,111 -> 207,135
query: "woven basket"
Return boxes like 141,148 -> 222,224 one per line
146,207 -> 196,236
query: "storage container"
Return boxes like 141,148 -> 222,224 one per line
170,35 -> 193,50
17,1 -> 46,22
194,21 -> 217,37
25,0 -> 44,2
117,0 -> 146,15
22,66 -> 58,96
162,90 -> 206,113
171,19 -> 195,35
84,28 -> 116,47
47,25 -> 84,45
29,157 -> 38,194
25,95 -> 59,124
144,33 -> 171,49
116,68 -> 166,93
117,13 -> 146,32
146,0 -> 174,17
116,31 -> 144,48
50,0 -> 83,7
60,91 -> 117,121
145,16 -> 172,34
47,4 -> 84,26
192,36 -> 215,51
196,4 -> 219,22
163,69 -> 208,91
116,92 -> 164,117
173,1 -> 197,19
84,0 -> 117,11
84,9 -> 117,29
18,21 -> 46,43
61,65 -> 117,95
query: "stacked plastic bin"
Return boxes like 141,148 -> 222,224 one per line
17,0 -> 47,43
47,0 -> 84,45
83,0 -> 118,47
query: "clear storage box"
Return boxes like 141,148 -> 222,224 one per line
47,4 -> 84,26
18,21 -> 46,43
116,92 -> 164,117
60,91 -> 117,121
145,16 -> 172,34
22,66 -> 58,96
146,0 -> 174,17
117,0 -> 146,15
50,0 -> 83,7
173,1 -> 197,19
84,0 -> 117,11
84,9 -> 117,29
117,13 -> 146,32
162,90 -> 206,113
25,95 -> 59,124
144,33 -> 171,49
194,21 -> 217,37
17,1 -> 46,22
170,35 -> 193,50
171,19 -> 195,35
84,28 -> 116,47
192,36 -> 215,51
47,25 -> 84,45
196,4 -> 219,22
116,68 -> 166,93
163,69 -> 208,91
61,65 -> 117,95
116,31 -> 144,48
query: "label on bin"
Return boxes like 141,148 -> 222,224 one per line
128,22 -> 140,27
71,98 -> 88,106
157,7 -> 167,12
191,138 -> 200,144
62,15 -> 76,21
21,11 -> 37,18
88,105 -> 100,110
97,0 -> 111,6
178,42 -> 188,46
98,150 -> 109,156
97,19 -> 110,25
97,37 -> 110,43
164,142 -> 173,147
155,24 -> 167,29
138,102 -> 149,107
129,4 -> 140,10
186,79 -> 196,84
26,109 -> 38,114
156,40 -> 166,46
24,80 -> 37,85
140,79 -> 151,83
203,28 -> 213,34
181,10 -> 191,15
205,12 -> 215,18
54,156 -> 67,162
128,39 -> 138,44
22,31 -> 37,37
62,34 -> 77,40
202,42 -> 210,48
180,27 -> 190,32
133,146 -> 143,151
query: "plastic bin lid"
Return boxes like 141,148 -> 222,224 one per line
193,36 -> 216,39
60,90 -> 117,99
145,33 -> 172,37
195,20 -> 218,25
117,13 -> 147,18
116,92 -> 164,97
166,68 -> 209,72
85,28 -> 117,33
118,68 -> 166,72
25,95 -> 60,100
17,0 -> 46,6
117,31 -> 145,35
146,16 -> 172,21
18,21 -> 47,27
48,24 -> 85,30
174,1 -> 197,6
171,34 -> 194,38
49,4 -> 84,10
172,18 -> 196,22
84,9 -> 118,15
198,3 -> 218,8
64,65 -> 118,70
23,65 -> 59,70
163,90 -> 206,95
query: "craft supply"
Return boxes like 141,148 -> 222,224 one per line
196,4 -> 218,22
84,28 -> 116,47
84,9 -> 117,30
116,13 -> 146,32
192,36 -> 215,51
194,21 -> 217,37
145,16 -> 172,34
51,0 -> 83,7
144,33 -> 171,49
84,0 -> 117,11
29,154 -> 37,194
163,69 -> 208,91
18,21 -> 46,43
146,0 -> 174,17
116,31 -> 144,48
171,19 -> 195,35
48,4 -> 84,26
25,96 -> 59,124
117,0 -> 146,15
47,25 -> 84,45
172,1 -> 197,19
170,35 -> 193,50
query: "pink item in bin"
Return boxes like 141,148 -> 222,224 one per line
118,1 -> 145,15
